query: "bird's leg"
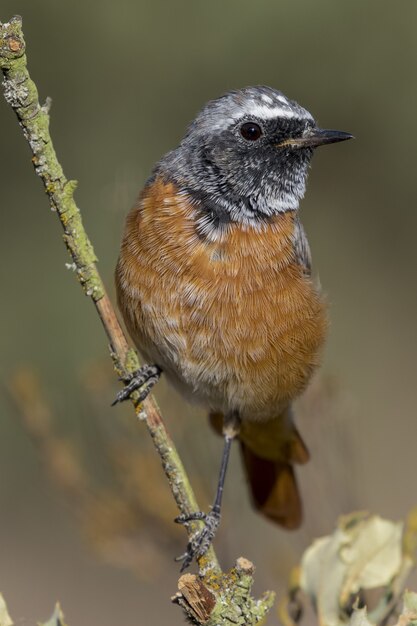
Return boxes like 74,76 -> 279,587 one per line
175,411 -> 240,571
112,364 -> 162,406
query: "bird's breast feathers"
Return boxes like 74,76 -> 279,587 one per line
116,177 -> 328,420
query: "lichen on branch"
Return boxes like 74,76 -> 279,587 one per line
0,16 -> 102,301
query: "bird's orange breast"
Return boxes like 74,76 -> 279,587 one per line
116,178 -> 327,421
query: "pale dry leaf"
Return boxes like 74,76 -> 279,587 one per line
348,606 -> 373,626
300,513 -> 405,626
349,591 -> 417,626
339,516 -> 403,602
300,528 -> 350,626
39,603 -> 67,626
0,595 -> 13,626
403,590 -> 417,613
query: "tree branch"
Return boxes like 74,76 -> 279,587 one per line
0,15 -> 275,624
0,12 -> 218,575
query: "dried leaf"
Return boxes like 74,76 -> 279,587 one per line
339,515 -> 403,600
300,531 -> 348,626
403,590 -> 417,614
349,606 -> 373,626
39,603 -> 67,626
349,591 -> 417,626
0,595 -> 13,626
403,507 -> 417,558
175,574 -> 216,623
300,513 -> 405,626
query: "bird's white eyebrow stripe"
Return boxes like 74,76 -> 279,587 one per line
233,103 -> 313,121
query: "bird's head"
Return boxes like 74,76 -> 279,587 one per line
159,86 -> 352,226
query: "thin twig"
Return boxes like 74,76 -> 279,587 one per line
0,13 -> 218,575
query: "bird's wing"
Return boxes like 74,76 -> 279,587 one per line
293,216 -> 312,276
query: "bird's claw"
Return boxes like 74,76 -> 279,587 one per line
112,364 -> 161,406
175,508 -> 221,571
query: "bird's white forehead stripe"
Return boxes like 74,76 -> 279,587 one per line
237,102 -> 312,121
244,103 -> 296,119
261,94 -> 273,104
277,95 -> 288,104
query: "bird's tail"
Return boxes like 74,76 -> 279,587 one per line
209,409 -> 309,529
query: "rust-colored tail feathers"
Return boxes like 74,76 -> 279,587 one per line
209,410 -> 309,529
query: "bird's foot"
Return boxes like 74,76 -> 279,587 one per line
175,507 -> 221,572
112,364 -> 162,406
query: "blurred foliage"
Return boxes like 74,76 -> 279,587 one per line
347,590 -> 417,626
280,513 -> 417,626
0,596 -> 12,626
0,595 -> 67,626
5,364 -> 204,581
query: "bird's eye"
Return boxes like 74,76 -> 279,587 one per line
240,122 -> 263,141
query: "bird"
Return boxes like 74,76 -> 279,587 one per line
114,85 -> 352,570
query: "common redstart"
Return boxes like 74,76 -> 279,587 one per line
114,86 -> 352,569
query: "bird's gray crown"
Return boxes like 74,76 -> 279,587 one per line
188,85 -> 314,136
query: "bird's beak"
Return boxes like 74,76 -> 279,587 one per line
277,128 -> 354,149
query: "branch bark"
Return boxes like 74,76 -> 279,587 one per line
0,15 -> 275,624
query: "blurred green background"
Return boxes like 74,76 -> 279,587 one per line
1,1 -> 417,624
